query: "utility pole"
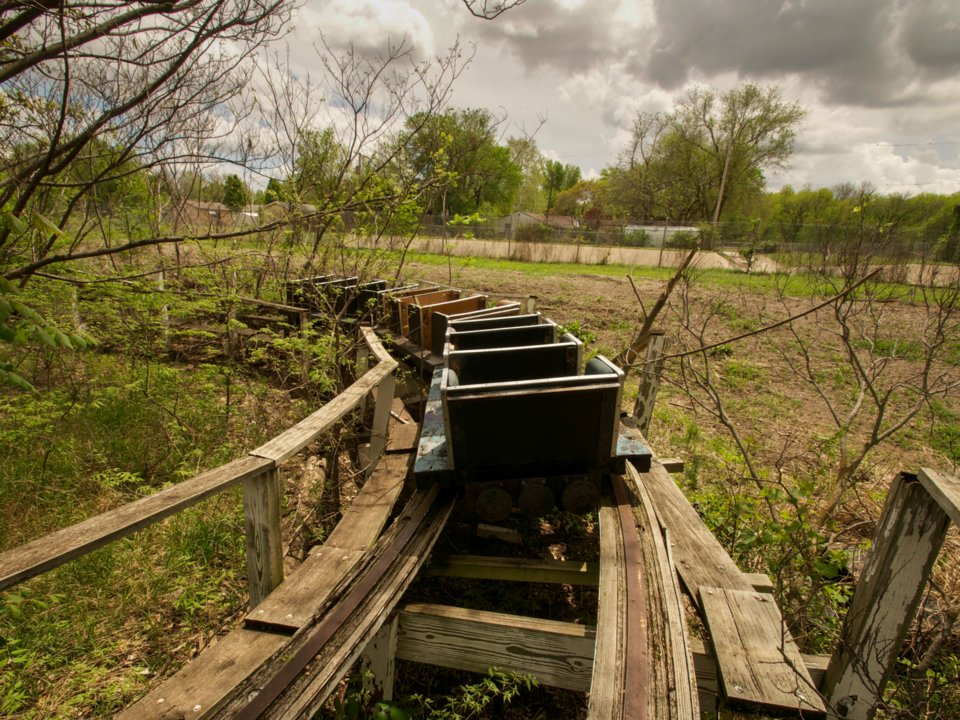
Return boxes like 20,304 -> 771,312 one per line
711,137 -> 734,248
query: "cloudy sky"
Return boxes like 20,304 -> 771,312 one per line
288,0 -> 960,195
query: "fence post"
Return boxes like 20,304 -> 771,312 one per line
822,472 -> 951,720
632,331 -> 667,435
243,466 -> 284,609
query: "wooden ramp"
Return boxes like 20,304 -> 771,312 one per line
634,460 -> 827,716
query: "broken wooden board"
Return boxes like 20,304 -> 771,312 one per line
700,586 -> 826,715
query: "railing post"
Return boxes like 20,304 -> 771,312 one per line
360,370 -> 397,474
361,614 -> 399,702
632,330 -> 666,435
243,466 -> 284,609
822,472 -> 951,720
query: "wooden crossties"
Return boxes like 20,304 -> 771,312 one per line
397,604 -> 595,692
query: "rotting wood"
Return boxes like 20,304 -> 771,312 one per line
700,586 -> 826,715
638,459 -> 755,609
588,495 -> 628,719
623,463 -> 699,719
917,466 -> 960,527
243,466 -> 284,609
823,472 -> 951,720
396,603 -> 595,692
0,455 -> 273,592
659,457 -> 684,473
425,554 -> 599,585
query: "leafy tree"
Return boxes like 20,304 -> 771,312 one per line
543,160 -> 581,216
403,108 -> 522,218
222,175 -> 250,212
609,83 -> 805,223
507,137 -> 546,213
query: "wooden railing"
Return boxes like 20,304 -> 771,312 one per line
0,326 -> 398,609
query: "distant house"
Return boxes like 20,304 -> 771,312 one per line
166,199 -> 232,230
495,211 -> 579,238
624,223 -> 699,247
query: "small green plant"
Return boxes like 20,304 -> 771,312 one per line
409,668 -> 537,719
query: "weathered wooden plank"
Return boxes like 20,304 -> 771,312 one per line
251,359 -> 395,463
623,463 -> 699,719
823,472 -> 951,720
386,422 -> 419,453
243,467 -> 284,609
700,586 -> 826,714
0,455 -> 273,592
396,603 -> 595,692
246,453 -> 410,632
659,457 -> 685,473
424,554 -> 599,585
325,453 -> 411,550
918,466 -> 960,527
638,460 -> 755,608
116,627 -> 288,719
689,637 -> 828,715
588,497 -> 627,719
244,546 -> 366,632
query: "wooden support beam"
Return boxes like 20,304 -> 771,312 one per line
242,466 -> 284,610
396,603 -> 595,692
360,369 -> 396,472
388,604 -> 831,716
659,457 -> 684,474
823,472 -> 951,720
424,554 -> 599,585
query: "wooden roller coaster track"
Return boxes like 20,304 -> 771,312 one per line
2,309 -> 959,719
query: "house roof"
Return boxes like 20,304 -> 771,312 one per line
519,211 -> 578,229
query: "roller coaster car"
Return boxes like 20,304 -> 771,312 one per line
414,314 -> 652,521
